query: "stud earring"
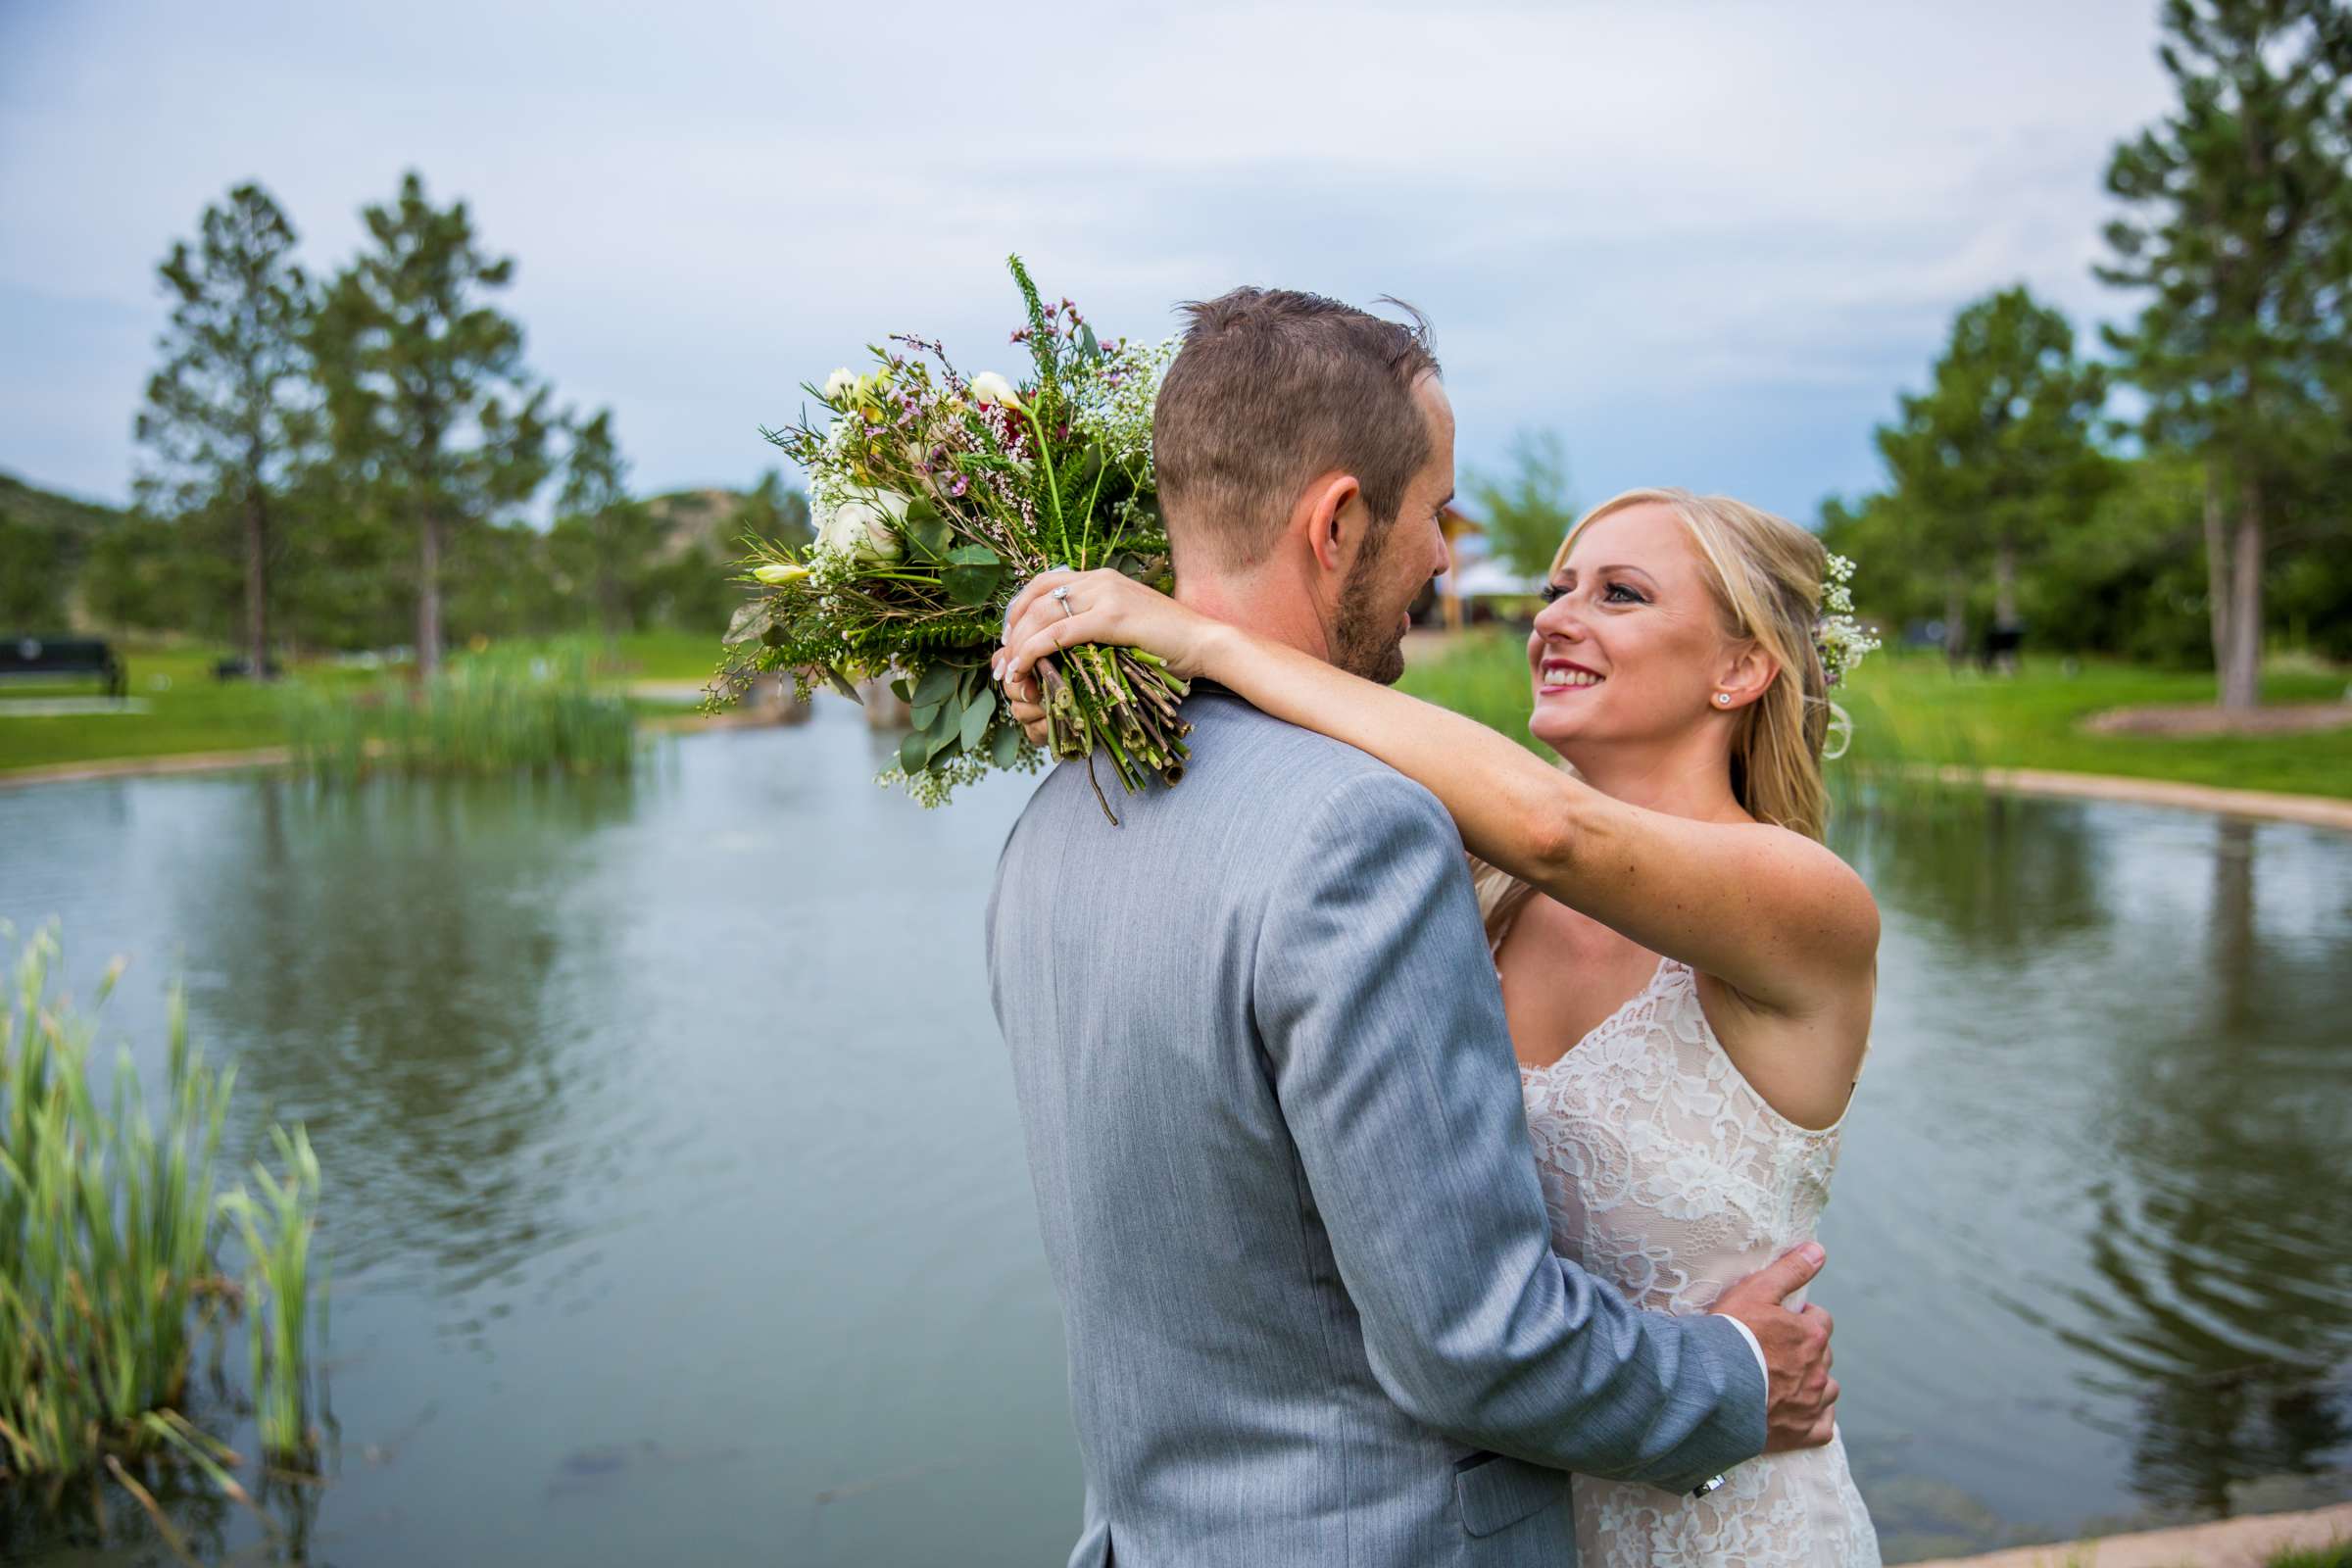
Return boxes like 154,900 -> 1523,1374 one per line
1714,692 -> 1732,707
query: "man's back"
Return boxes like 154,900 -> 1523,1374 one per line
988,692 -> 1762,1568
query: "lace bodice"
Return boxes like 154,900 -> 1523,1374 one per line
1517,956 -> 1880,1567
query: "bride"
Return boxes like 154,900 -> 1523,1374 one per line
995,486 -> 1884,1566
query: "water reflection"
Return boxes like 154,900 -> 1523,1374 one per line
2066,814 -> 2352,1515
1837,802 -> 2352,1544
167,775 -> 646,1304
1845,793 -> 2113,957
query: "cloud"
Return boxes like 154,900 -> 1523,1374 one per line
0,0 -> 2171,520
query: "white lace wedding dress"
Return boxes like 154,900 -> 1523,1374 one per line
1516,956 -> 1881,1567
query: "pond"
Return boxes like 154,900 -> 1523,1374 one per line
3,702 -> 2348,1565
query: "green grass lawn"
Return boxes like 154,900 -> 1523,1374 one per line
0,633 -> 720,777
1397,632 -> 2352,801
0,646 -> 355,773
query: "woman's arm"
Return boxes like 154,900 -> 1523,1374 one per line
998,571 -> 1878,1016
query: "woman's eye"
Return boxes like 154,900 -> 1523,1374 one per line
1540,583 -> 1568,604
1604,582 -> 1645,605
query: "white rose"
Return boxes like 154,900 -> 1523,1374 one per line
814,489 -> 907,562
969,370 -> 1022,411
823,367 -> 858,401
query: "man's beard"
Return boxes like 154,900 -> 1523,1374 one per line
1331,520 -> 1409,686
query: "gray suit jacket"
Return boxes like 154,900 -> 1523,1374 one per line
987,690 -> 1766,1567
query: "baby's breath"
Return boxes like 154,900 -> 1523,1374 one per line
1813,553 -> 1880,691
1070,335 -> 1178,470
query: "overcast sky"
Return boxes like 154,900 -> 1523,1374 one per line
2,0 -> 2172,524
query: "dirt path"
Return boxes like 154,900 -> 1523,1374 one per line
1933,765 -> 2352,832
1905,1500 -> 2352,1566
2082,702 -> 2352,738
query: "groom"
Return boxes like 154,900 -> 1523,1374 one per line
987,288 -> 1836,1567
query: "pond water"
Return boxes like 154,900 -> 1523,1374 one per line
2,701 -> 2348,1565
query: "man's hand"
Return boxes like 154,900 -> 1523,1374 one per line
1711,1242 -> 1838,1453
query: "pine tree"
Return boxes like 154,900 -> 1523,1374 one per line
1467,429 -> 1578,579
134,183 -> 315,678
549,409 -> 658,639
1875,286 -> 2114,665
313,172 -> 551,675
2101,0 -> 2352,708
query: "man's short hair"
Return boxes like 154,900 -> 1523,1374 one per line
1152,288 -> 1440,571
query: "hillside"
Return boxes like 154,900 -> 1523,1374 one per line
0,469 -> 130,628
643,487 -> 746,564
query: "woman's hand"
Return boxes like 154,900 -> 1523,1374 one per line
992,569 -> 1226,745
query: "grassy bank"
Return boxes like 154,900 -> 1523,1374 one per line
1397,633 -> 2352,802
0,634 -> 714,778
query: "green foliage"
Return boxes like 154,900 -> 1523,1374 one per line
1468,429 -> 1578,579
281,640 -> 638,779
134,182 -> 317,677
0,471 -> 130,631
1873,285 -> 2115,640
2266,1539 -> 2352,1568
0,511 -> 67,627
311,172 -> 554,676
549,409 -> 663,638
0,921 -> 322,1481
2100,0 -> 2352,704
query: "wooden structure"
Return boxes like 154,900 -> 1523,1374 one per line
1437,504 -> 1483,632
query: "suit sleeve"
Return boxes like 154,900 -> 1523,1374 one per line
1252,768 -> 1767,1491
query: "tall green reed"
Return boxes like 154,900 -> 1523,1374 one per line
0,922 -> 322,1488
283,639 -> 638,780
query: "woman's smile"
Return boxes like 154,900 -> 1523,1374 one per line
1536,654 -> 1608,695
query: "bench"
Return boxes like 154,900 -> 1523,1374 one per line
0,636 -> 127,699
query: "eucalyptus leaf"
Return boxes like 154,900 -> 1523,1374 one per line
900,731 -> 928,773
891,677 -> 913,705
913,662 -> 961,708
944,543 -> 1005,607
959,687 -> 997,752
904,500 -> 952,563
990,719 -> 1021,767
1079,325 -> 1101,362
946,567 -> 1000,606
817,663 -> 861,703
722,600 -> 775,648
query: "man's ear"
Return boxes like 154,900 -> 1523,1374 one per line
1715,639 -> 1779,710
1298,472 -> 1361,577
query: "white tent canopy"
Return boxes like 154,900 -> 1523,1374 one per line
1443,558 -> 1549,599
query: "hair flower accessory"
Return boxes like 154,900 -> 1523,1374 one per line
1814,553 -> 1879,690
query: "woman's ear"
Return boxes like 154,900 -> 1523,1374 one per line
1713,639 -> 1779,711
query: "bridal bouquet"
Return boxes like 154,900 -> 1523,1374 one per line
710,256 -> 1189,816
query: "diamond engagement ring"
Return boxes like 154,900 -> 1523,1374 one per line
1052,586 -> 1075,618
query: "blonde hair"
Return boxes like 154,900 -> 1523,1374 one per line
1474,486 -> 1835,947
